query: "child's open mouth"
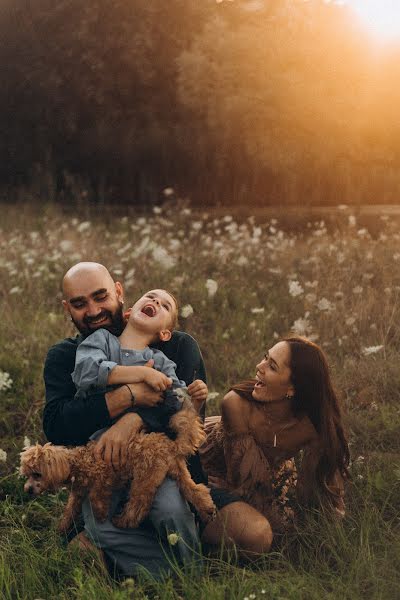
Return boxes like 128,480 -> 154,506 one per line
141,304 -> 156,317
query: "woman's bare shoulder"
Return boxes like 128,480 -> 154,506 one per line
221,389 -> 252,433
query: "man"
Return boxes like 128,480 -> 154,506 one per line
43,262 -> 208,578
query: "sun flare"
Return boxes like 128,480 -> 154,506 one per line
348,0 -> 400,41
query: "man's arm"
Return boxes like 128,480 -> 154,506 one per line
43,340 -> 161,445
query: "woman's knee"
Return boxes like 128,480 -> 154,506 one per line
202,502 -> 273,555
240,519 -> 273,554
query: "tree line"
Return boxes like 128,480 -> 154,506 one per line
1,0 -> 399,206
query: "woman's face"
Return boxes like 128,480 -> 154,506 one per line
252,341 -> 294,403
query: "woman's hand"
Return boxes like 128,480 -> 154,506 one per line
208,475 -> 229,490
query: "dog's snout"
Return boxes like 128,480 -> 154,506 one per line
24,484 -> 34,495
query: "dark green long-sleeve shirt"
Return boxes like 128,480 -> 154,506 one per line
43,330 -> 206,447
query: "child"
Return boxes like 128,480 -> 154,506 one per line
72,289 -> 189,435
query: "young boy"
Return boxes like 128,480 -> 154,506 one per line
72,289 -> 189,435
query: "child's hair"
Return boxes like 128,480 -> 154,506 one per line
162,289 -> 179,330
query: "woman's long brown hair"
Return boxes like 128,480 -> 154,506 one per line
284,336 -> 350,501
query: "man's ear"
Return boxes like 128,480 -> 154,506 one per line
115,281 -> 124,303
159,329 -> 172,342
61,299 -> 70,315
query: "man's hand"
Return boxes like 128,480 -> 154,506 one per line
94,413 -> 143,470
128,381 -> 164,407
187,379 -> 208,412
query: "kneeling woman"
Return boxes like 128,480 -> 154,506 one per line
200,336 -> 350,555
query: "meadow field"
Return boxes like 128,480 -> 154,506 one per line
0,201 -> 399,599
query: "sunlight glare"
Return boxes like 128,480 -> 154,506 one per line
348,0 -> 400,41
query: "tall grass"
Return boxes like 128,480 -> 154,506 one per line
1,202 -> 399,598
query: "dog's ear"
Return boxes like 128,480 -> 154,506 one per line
40,445 -> 71,485
19,444 -> 43,475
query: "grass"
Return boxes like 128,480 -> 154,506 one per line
1,201 -> 399,598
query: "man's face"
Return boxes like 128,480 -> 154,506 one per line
62,272 -> 125,337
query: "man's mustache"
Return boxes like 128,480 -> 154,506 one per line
83,311 -> 112,325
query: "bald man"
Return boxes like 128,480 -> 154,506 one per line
43,262 -> 208,578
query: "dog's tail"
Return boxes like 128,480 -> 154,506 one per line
168,402 -> 206,456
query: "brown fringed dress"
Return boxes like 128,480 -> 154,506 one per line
200,380 -> 345,532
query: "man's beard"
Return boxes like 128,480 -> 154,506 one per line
73,302 -> 126,337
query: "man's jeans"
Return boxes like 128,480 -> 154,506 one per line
82,477 -> 201,579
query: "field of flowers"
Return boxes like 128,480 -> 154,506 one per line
0,201 -> 400,599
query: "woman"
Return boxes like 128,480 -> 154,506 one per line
201,336 -> 350,555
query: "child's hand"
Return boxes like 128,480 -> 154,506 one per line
188,379 -> 208,404
143,367 -> 173,392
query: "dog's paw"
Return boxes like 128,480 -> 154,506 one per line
198,501 -> 218,524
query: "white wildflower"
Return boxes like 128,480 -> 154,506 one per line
192,221 -> 202,231
23,436 -> 31,449
292,317 -> 312,336
167,533 -> 180,546
269,267 -> 282,275
163,187 -> 174,197
153,206 -> 162,214
207,392 -> 220,402
237,255 -> 249,266
0,449 -> 7,462
252,226 -> 262,238
305,293 -> 317,303
181,304 -> 194,318
338,204 -> 348,210
348,215 -> 356,227
59,240 -> 74,253
77,221 -> 91,233
152,246 -> 176,270
0,370 -> 13,391
288,280 -> 304,297
250,307 -> 264,314
223,215 -> 233,223
345,316 -> 356,326
10,286 -> 22,295
317,298 -> 335,312
362,345 -> 384,356
117,242 -> 132,256
205,279 -> 218,298
352,286 -> 363,294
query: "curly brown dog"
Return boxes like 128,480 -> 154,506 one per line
20,405 -> 216,533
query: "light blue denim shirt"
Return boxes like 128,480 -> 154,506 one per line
72,328 -> 186,396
